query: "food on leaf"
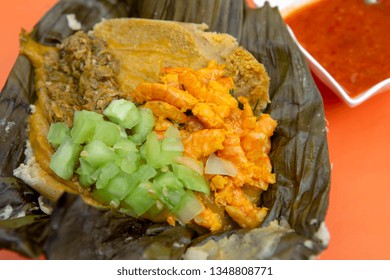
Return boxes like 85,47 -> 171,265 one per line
0,1 -> 331,260
13,17 -> 276,232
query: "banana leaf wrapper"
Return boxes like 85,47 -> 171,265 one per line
0,0 -> 331,259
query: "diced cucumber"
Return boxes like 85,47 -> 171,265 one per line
130,107 -> 155,144
81,140 -> 117,168
172,190 -> 204,225
70,110 -> 103,144
164,125 -> 181,139
47,122 -> 70,148
159,150 -> 182,167
131,164 -> 157,183
49,136 -> 82,180
145,132 -> 162,168
116,151 -> 141,174
123,182 -> 156,216
92,121 -> 123,147
139,142 -> 147,160
90,166 -> 103,182
92,188 -> 121,207
153,171 -> 183,188
46,99 -> 214,223
77,158 -> 96,177
103,99 -> 140,129
78,174 -> 94,189
145,131 -> 182,168
129,135 -> 143,147
161,125 -> 184,152
164,126 -> 183,145
95,162 -> 121,189
160,126 -> 184,165
145,202 -> 164,217
76,158 -> 99,187
113,139 -> 138,156
102,171 -> 137,203
158,186 -> 185,211
153,172 -> 185,210
172,163 -> 210,194
161,137 -> 184,152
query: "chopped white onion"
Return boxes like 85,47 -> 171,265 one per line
205,153 -> 238,177
175,156 -> 204,175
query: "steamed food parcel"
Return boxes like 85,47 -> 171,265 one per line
14,18 -> 276,233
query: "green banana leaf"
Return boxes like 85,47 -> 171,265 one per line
0,0 -> 331,259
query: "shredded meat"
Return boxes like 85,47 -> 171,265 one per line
22,31 -> 125,126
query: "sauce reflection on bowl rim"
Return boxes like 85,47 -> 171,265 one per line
253,0 -> 390,107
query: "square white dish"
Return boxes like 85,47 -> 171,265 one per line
254,0 -> 390,107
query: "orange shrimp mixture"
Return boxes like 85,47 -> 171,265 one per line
130,61 -> 277,232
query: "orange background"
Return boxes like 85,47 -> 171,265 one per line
1,0 -> 390,260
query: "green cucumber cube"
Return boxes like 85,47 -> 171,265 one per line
93,171 -> 137,206
164,125 -> 181,139
49,136 -> 82,180
172,163 -> 210,194
161,137 -> 184,152
162,126 -> 183,151
123,182 -> 156,216
113,139 -> 138,156
132,164 -> 157,183
47,122 -> 70,148
95,162 -> 121,189
153,172 -> 185,210
130,107 -> 155,144
153,171 -> 183,188
116,151 -> 141,174
70,110 -> 103,144
139,142 -> 147,160
161,126 -> 184,153
145,203 -> 164,217
81,140 -> 117,168
92,121 -> 123,147
145,131 -> 182,168
159,150 -> 182,166
76,158 -> 100,187
145,132 -> 162,168
103,99 -> 141,129
92,188 -> 121,207
78,174 -> 94,189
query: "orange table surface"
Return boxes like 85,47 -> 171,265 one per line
1,0 -> 390,260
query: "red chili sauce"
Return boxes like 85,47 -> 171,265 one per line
284,0 -> 390,96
